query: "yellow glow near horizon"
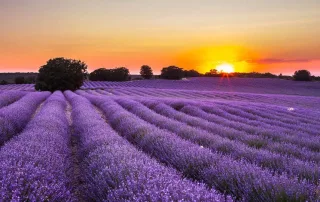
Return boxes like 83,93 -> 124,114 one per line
216,63 -> 235,73
175,45 -> 255,74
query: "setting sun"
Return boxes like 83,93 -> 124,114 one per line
216,63 -> 235,73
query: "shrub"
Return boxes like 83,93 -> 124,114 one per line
15,76 -> 25,84
293,70 -> 312,81
161,66 -> 184,80
25,76 -> 36,84
140,65 -> 153,79
132,77 -> 143,81
35,57 -> 88,92
0,80 -> 8,85
89,67 -> 130,81
311,76 -> 320,81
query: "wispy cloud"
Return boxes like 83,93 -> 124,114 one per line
248,58 -> 311,64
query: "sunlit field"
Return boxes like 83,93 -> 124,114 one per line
0,77 -> 319,201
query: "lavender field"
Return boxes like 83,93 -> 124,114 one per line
1,77 -> 320,96
0,78 -> 319,201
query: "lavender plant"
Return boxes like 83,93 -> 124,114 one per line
65,91 -> 228,202
0,92 -> 50,145
119,98 -> 320,183
0,91 -> 27,109
78,91 -> 318,201
0,91 -> 73,201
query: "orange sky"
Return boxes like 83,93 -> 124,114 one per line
1,0 -> 320,75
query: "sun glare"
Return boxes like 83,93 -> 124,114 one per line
216,63 -> 235,73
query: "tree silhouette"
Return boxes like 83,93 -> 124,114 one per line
35,57 -> 88,92
89,67 -> 130,81
293,70 -> 312,81
140,65 -> 153,79
184,69 -> 201,77
161,66 -> 184,80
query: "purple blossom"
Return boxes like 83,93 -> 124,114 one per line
0,91 -> 27,109
0,91 -> 73,201
0,92 -> 50,145
65,90 -> 228,202
78,91 -> 318,201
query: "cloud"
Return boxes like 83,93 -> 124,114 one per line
249,58 -> 311,64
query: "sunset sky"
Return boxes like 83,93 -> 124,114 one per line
1,0 -> 319,75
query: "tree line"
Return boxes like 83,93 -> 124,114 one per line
0,57 -> 319,92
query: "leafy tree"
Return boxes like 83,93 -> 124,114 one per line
35,57 -> 88,92
89,68 -> 111,81
184,69 -> 201,77
293,70 -> 312,81
209,69 -> 218,75
113,67 -> 130,81
89,67 -> 130,81
161,66 -> 184,80
204,69 -> 221,77
140,65 -> 153,79
15,76 -> 25,84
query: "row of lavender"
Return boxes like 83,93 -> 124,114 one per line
3,82 -> 320,111
78,91 -> 319,201
0,91 -> 228,201
111,98 -> 320,182
0,89 -> 319,200
66,91 -> 227,201
82,78 -> 320,97
91,89 -> 320,136
0,84 -> 34,91
95,87 -> 320,110
1,77 -> 320,97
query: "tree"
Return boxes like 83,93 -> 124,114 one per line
161,66 -> 184,80
184,69 -> 201,77
15,76 -> 25,84
140,65 -> 153,79
279,73 -> 283,79
35,57 -> 88,92
89,67 -> 130,81
113,67 -> 130,81
89,68 -> 111,81
293,70 -> 312,81
204,69 -> 221,77
210,69 -> 218,75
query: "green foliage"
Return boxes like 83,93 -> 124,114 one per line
15,76 -> 25,84
161,66 -> 184,80
35,57 -> 88,92
140,65 -> 153,79
89,67 -> 130,81
293,70 -> 312,81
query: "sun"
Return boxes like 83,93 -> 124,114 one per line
216,63 -> 235,73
